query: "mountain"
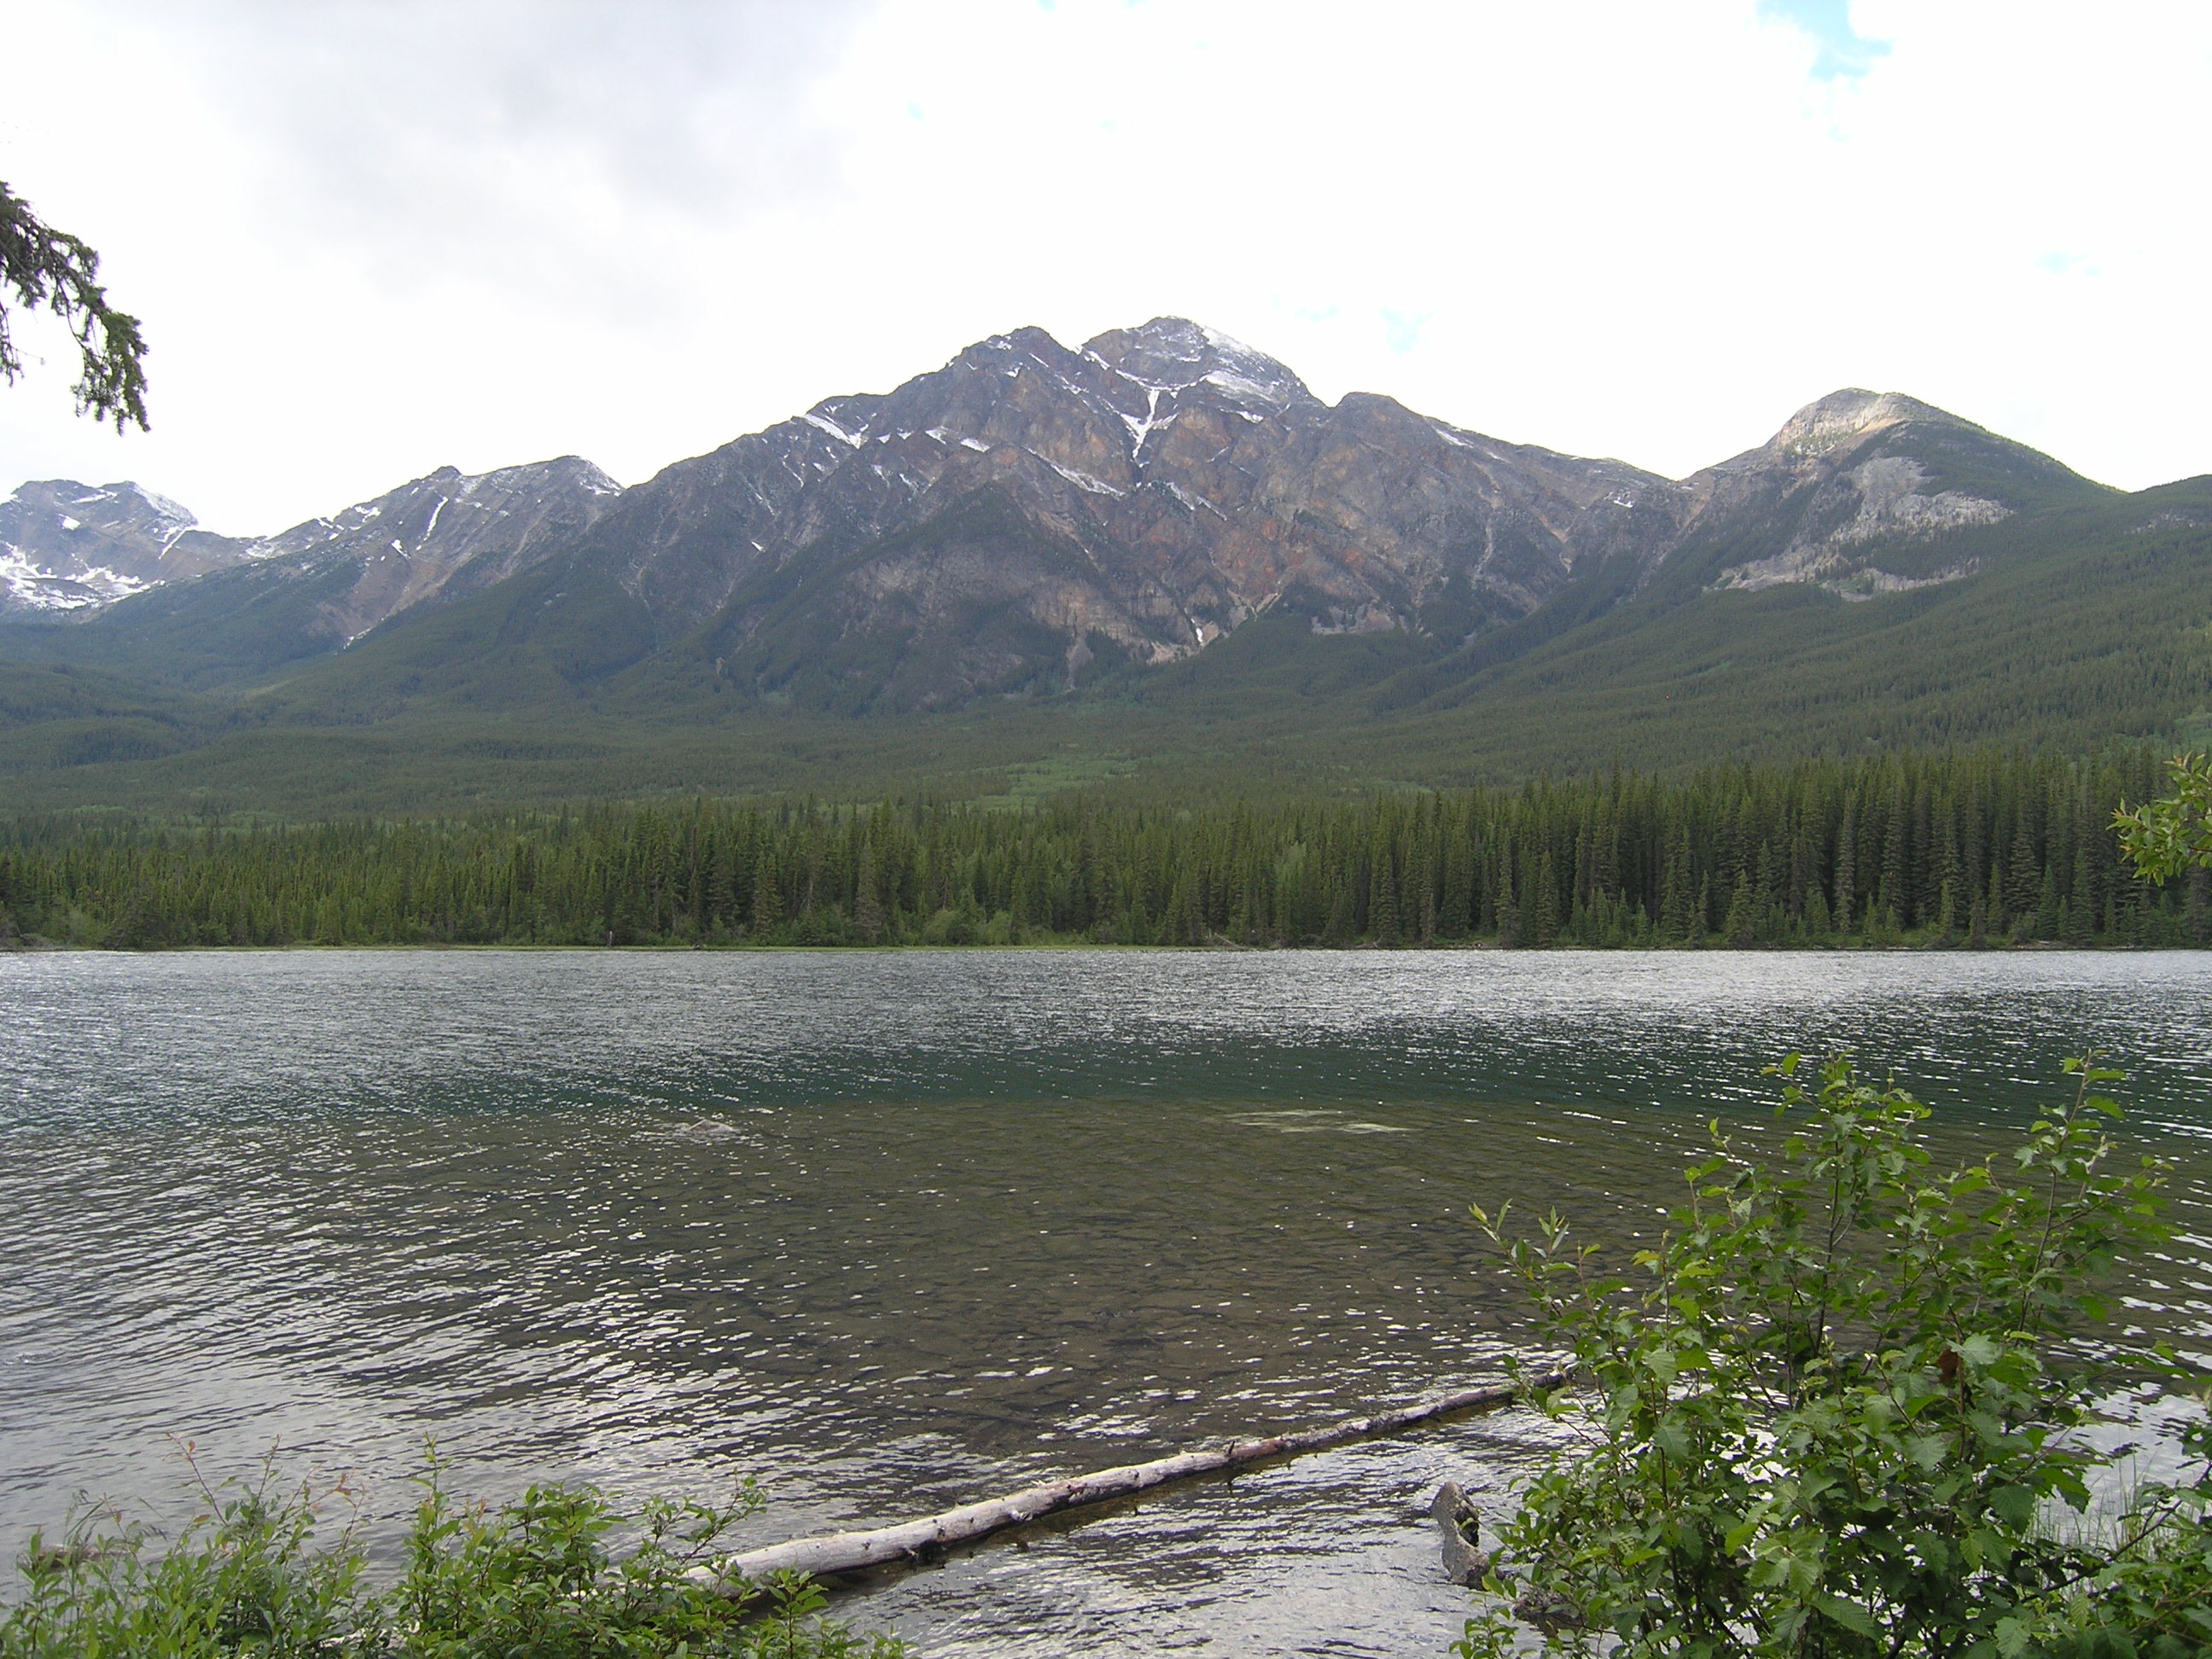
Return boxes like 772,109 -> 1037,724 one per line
0,480 -> 253,614
1,317 -> 2203,814
505,317 -> 1680,711
1359,384 -> 2115,707
286,322 -> 2109,717
225,456 -> 624,648
8,320 -> 1700,707
1,323 -> 2108,710
0,457 -> 621,684
1670,387 -> 2104,597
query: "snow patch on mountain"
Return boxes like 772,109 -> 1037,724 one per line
0,459 -> 621,627
803,410 -> 867,448
0,544 -> 151,611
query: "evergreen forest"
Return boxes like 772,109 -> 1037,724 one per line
2,747 -> 2196,952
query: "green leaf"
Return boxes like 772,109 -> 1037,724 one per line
1905,1434 -> 1948,1472
1814,1593 -> 1882,1638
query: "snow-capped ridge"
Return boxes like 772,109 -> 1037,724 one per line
1081,316 -> 1313,413
0,457 -> 622,628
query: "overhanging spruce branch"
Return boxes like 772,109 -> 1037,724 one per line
0,179 -> 149,430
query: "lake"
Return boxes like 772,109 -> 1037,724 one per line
3,949 -> 2210,1656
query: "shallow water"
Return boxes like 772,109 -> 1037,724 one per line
3,949 -> 2210,1656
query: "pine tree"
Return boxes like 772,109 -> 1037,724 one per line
1164,873 -> 1198,945
1529,852 -> 1559,947
1722,873 -> 1755,947
1833,798 -> 1857,937
1803,883 -> 1831,940
1322,883 -> 1353,946
852,840 -> 884,942
751,848 -> 783,936
1496,847 -> 1522,948
1369,850 -> 1400,944
1883,782 -> 1910,928
2007,817 -> 2041,931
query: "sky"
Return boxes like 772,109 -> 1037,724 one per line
0,0 -> 2205,533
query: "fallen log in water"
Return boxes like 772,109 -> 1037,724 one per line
712,1371 -> 1566,1588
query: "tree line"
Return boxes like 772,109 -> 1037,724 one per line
0,747 -> 2199,951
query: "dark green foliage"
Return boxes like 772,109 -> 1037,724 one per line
3,1465 -> 364,1658
0,659 -> 219,772
0,659 -> 208,731
0,1457 -> 907,1658
2114,753 -> 2212,883
1458,1057 -> 2210,1659
0,179 -> 148,429
238,554 -> 658,701
0,748 -> 2191,951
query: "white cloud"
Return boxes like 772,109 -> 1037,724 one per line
0,0 -> 2205,533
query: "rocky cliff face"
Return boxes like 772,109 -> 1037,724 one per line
1682,389 -> 2101,598
570,317 -> 1686,706
235,457 -> 623,647
0,481 -> 253,614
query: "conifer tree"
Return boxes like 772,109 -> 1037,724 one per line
0,180 -> 148,428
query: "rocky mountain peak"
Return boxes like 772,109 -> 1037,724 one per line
1081,317 -> 1313,416
949,326 -> 1094,387
1,479 -> 255,614
1767,388 -> 1968,459
1694,389 -> 2095,601
240,456 -> 624,645
543,317 -> 1697,708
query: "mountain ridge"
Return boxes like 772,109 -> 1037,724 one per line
3,320 -> 2099,672
0,317 -> 2199,812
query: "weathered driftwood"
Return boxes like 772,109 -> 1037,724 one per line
1432,1480 -> 1490,1586
713,1371 -> 1564,1588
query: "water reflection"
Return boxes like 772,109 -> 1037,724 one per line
2,949 -> 2209,1656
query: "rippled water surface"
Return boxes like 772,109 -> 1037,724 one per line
5,949 -> 2212,1656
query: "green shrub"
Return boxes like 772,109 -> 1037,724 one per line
2,1454 -> 910,1658
2114,753 -> 2212,882
1459,1056 -> 2212,1659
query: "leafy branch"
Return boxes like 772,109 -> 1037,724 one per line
0,178 -> 148,431
1459,1055 -> 2205,1659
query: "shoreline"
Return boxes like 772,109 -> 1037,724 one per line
0,936 -> 2192,956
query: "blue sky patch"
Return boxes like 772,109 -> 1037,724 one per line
1381,309 -> 1431,356
1758,0 -> 1891,79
